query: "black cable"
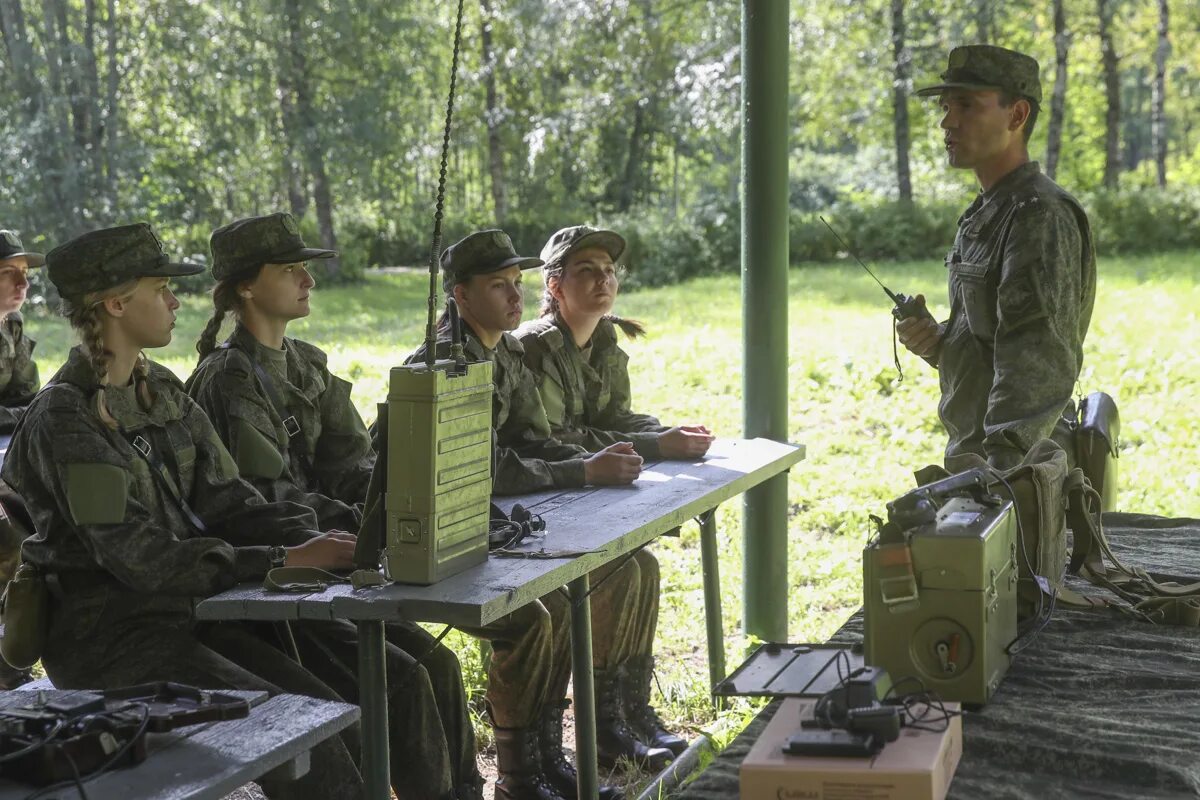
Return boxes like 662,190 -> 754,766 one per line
0,719 -> 67,765
26,702 -> 150,800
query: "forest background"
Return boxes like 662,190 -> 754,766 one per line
2,0 -> 1198,293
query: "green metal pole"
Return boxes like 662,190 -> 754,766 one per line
741,0 -> 790,643
698,510 -> 727,702
569,575 -> 599,800
357,619 -> 391,799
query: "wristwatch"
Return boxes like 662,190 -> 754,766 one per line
267,545 -> 287,569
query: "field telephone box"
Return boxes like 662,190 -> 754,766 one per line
863,470 -> 1018,706
380,317 -> 493,585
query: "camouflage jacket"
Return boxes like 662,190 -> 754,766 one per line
0,312 -> 40,434
2,346 -> 319,606
514,316 -> 666,459
936,161 -> 1096,470
406,325 -> 588,494
186,324 -> 375,532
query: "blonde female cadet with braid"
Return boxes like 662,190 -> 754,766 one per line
514,225 -> 716,759
0,223 -> 369,799
185,212 -> 483,800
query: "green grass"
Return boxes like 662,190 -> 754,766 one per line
22,251 -> 1200,789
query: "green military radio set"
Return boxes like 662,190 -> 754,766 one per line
378,299 -> 494,585
863,469 -> 1018,706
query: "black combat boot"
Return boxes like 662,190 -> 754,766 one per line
493,724 -> 568,800
622,657 -> 687,756
594,668 -> 673,771
538,700 -> 626,800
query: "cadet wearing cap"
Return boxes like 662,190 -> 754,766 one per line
897,44 -> 1097,470
0,229 -> 46,688
406,228 -> 661,800
1,222 -> 369,797
186,212 -> 483,799
515,224 -> 716,761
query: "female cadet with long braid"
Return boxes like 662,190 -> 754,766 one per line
0,223 -> 367,799
514,225 -> 715,760
185,212 -> 483,800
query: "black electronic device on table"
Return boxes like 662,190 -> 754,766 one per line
0,683 -> 251,787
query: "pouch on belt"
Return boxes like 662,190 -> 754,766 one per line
0,561 -> 48,669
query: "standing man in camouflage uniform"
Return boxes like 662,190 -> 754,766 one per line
897,45 -> 1096,470
515,224 -> 712,758
1,223 -> 367,798
0,230 -> 43,689
184,212 -> 481,799
409,229 -> 674,800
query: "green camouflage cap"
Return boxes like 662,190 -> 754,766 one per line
440,229 -> 543,293
539,225 -> 626,282
209,212 -> 336,281
46,223 -> 202,298
0,230 -> 46,268
916,45 -> 1041,106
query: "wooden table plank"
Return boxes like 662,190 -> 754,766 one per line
198,438 -> 805,628
0,691 -> 359,800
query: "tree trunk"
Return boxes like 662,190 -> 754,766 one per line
1046,0 -> 1069,180
1152,0 -> 1170,188
890,0 -> 912,203
975,1 -> 993,43
0,0 -> 44,117
617,101 -> 646,213
1098,0 -> 1120,189
282,0 -> 340,275
480,0 -> 507,224
276,72 -> 308,219
103,0 -> 119,185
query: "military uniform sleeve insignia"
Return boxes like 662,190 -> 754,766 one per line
998,271 -> 1047,330
232,419 -> 286,479
65,463 -> 129,525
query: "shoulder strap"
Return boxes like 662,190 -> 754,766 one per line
121,427 -> 208,534
219,342 -> 315,481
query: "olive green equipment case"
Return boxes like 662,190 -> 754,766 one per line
864,472 -> 1018,706
379,358 -> 493,585
1074,391 -> 1119,512
0,561 -> 48,670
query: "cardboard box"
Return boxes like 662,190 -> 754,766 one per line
740,699 -> 962,800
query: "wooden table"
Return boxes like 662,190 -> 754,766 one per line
0,689 -> 359,800
197,437 -> 806,799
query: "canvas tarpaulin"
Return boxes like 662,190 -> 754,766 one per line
676,513 -> 1200,800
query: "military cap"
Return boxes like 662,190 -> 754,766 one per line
916,45 -> 1041,106
0,230 -> 45,268
47,223 -> 202,298
539,225 -> 626,278
209,212 -> 336,281
440,229 -> 543,293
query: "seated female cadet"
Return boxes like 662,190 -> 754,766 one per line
0,223 -> 366,799
514,225 -> 715,758
184,212 -> 480,799
0,229 -> 44,690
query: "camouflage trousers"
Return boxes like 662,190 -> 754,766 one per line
284,618 -> 480,800
0,480 -> 35,688
460,548 -> 660,729
42,592 -> 365,800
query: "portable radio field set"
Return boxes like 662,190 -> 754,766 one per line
381,356 -> 494,585
863,473 -> 1019,706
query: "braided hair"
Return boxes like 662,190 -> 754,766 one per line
195,266 -> 263,361
60,279 -> 154,427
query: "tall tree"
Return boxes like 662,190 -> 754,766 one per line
890,0 -> 912,203
1046,0 -> 1070,179
280,0 -> 340,275
1098,0 -> 1121,188
1152,0 -> 1170,187
975,1 -> 993,43
480,0 -> 508,223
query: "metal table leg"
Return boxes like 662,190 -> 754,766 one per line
357,619 -> 391,799
699,510 -> 727,703
569,574 -> 599,800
